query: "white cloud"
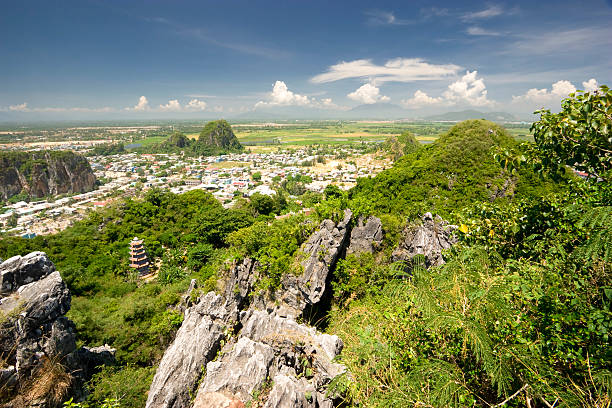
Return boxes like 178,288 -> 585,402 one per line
467,26 -> 500,36
462,5 -> 505,20
365,10 -> 411,26
9,102 -> 29,112
512,80 -> 578,104
347,83 -> 390,104
401,90 -> 444,108
311,58 -> 461,84
159,99 -> 182,111
130,96 -> 150,111
402,70 -> 493,108
504,28 -> 612,56
443,71 -> 493,106
255,81 -> 311,107
185,99 -> 207,111
255,81 -> 346,110
582,78 -> 599,93
1,102 -> 113,113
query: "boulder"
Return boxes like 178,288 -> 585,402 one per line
347,216 -> 383,255
392,212 -> 458,268
0,252 -> 114,406
0,252 -> 56,295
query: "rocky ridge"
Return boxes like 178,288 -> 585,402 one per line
0,252 -> 114,406
146,211 -> 387,408
392,212 -> 458,268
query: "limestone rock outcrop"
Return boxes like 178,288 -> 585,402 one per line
147,213 -> 352,408
392,212 -> 458,268
347,216 -> 383,255
0,151 -> 96,201
254,209 -> 352,318
0,252 -> 115,406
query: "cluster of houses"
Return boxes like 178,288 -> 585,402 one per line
1,146 -> 390,237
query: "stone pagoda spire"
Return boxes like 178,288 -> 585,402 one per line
129,237 -> 150,275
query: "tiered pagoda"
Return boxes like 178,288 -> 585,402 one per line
129,237 -> 150,275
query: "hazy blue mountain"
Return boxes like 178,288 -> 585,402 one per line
422,110 -> 519,122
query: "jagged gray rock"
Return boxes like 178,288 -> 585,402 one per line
0,252 -> 115,405
148,214 -> 351,408
199,337 -> 275,401
347,216 -> 383,255
392,212 -> 458,268
255,209 -> 352,318
0,252 -> 56,295
263,374 -> 331,408
223,258 -> 259,310
191,309 -> 344,407
145,292 -> 234,408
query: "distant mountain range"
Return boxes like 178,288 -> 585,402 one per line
422,110 -> 521,122
236,103 -> 525,122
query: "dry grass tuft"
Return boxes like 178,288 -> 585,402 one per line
15,356 -> 73,407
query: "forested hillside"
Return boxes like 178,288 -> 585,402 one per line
0,88 -> 610,407
139,119 -> 243,155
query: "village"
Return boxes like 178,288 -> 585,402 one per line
0,146 -> 391,237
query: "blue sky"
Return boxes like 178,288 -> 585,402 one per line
1,0 -> 611,119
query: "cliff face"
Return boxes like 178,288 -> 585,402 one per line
0,151 -> 96,201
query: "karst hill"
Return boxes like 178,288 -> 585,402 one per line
0,151 -> 96,201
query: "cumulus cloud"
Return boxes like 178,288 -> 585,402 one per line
255,81 -> 345,110
347,83 -> 390,104
582,78 -> 599,92
512,80 -> 579,103
401,90 -> 444,108
131,97 -> 209,112
311,58 -> 461,84
185,99 -> 208,111
443,70 -> 493,106
402,70 -> 493,108
255,81 -> 311,107
9,102 -> 29,112
129,96 -> 150,111
159,99 -> 182,111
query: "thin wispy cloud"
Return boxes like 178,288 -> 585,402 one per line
364,10 -> 412,26
1,102 -> 114,113
185,94 -> 217,99
420,7 -> 450,20
461,5 -> 506,21
311,58 -> 461,84
145,16 -> 289,59
503,27 -> 612,56
467,26 -> 501,36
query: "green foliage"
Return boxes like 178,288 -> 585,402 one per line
249,192 -> 277,215
350,120 -> 559,220
382,130 -> 420,160
87,365 -> 156,408
530,85 -> 612,180
226,215 -> 317,291
91,143 -> 125,156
